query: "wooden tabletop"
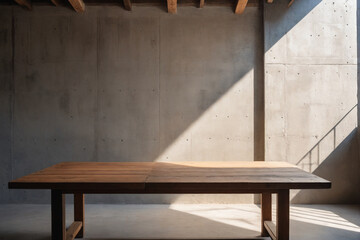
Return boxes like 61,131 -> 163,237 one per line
8,161 -> 331,193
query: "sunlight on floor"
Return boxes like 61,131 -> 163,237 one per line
290,206 -> 360,233
169,204 -> 261,232
169,204 -> 360,234
0,204 -> 359,240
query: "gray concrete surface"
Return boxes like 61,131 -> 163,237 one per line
264,0 -> 360,203
0,0 -> 359,205
0,7 -> 13,204
0,5 -> 261,204
0,204 -> 359,240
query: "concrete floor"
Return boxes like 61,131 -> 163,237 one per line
0,204 -> 359,240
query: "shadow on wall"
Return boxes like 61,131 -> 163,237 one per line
289,0 -> 360,203
295,105 -> 357,173
4,7 -> 264,204
3,0 -> 323,204
292,126 -> 360,203
291,105 -> 359,203
88,9 -> 260,204
265,0 -> 359,204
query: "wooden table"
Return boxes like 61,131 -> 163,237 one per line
8,161 -> 331,240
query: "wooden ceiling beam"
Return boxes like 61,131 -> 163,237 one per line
68,0 -> 85,12
167,0 -> 177,13
123,0 -> 132,10
50,0 -> 62,6
235,0 -> 248,14
14,0 -> 31,9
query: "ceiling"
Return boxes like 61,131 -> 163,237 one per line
2,0 -> 294,15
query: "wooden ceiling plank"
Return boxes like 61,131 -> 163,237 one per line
199,0 -> 204,8
167,0 -> 177,13
235,0 -> 248,14
68,0 -> 85,12
14,0 -> 32,9
50,0 -> 63,6
123,0 -> 132,10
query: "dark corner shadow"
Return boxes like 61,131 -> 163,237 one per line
264,0 -> 322,52
295,105 -> 357,169
291,127 -> 360,204
0,233 -> 49,240
289,0 -> 360,204
0,207 -> 266,240
290,104 -> 359,204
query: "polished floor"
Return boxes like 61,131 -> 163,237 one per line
0,204 -> 359,240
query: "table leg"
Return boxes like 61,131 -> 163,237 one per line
51,190 -> 65,240
277,189 -> 289,240
261,193 -> 272,237
74,193 -> 84,238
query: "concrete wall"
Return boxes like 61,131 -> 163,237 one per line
0,6 -> 261,203
358,0 -> 360,175
265,0 -> 360,203
0,7 -> 13,203
0,0 -> 358,204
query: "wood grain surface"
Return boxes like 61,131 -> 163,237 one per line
8,161 -> 331,193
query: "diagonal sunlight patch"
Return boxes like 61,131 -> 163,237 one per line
265,0 -> 358,186
169,205 -> 360,235
169,204 -> 261,233
265,0 -> 356,65
290,206 -> 360,233
155,69 -> 254,163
